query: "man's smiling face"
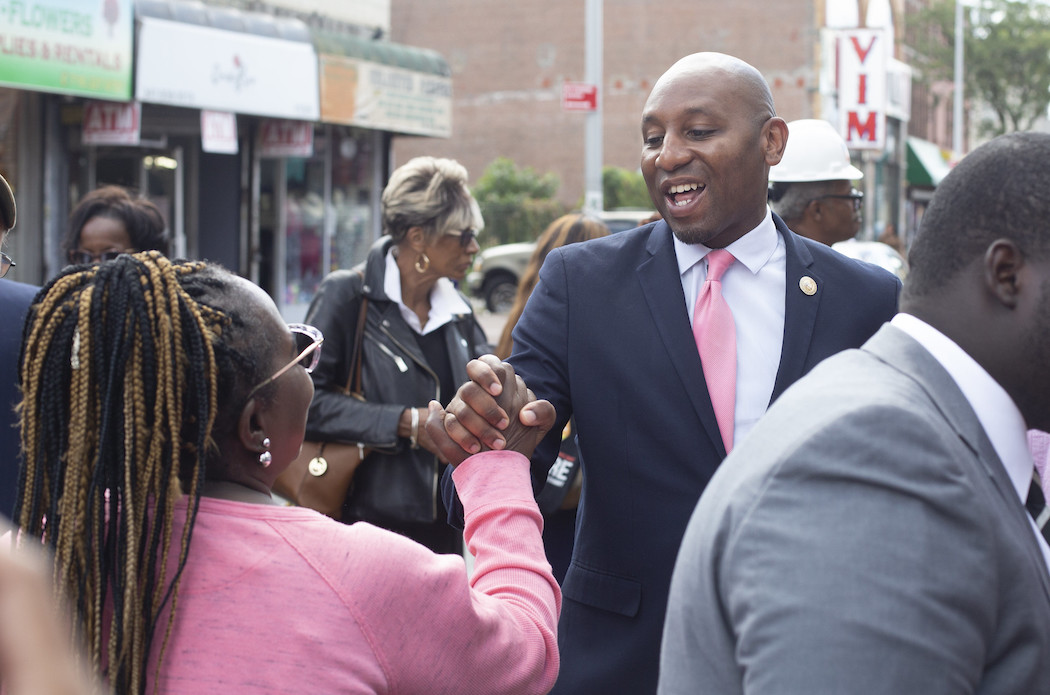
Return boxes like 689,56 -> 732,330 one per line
640,57 -> 785,248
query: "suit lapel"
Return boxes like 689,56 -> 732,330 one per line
772,217 -> 820,403
636,221 -> 726,457
865,325 -> 1050,603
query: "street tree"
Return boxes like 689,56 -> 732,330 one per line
602,166 -> 651,210
473,158 -> 565,245
907,0 -> 1050,136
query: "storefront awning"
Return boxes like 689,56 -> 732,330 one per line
906,136 -> 955,188
312,30 -> 453,138
134,0 -> 319,120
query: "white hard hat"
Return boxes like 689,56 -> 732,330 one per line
768,119 -> 864,183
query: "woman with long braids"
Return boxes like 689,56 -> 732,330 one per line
13,252 -> 560,694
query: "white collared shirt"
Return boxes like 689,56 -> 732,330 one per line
384,249 -> 472,335
891,313 -> 1050,571
675,209 -> 786,445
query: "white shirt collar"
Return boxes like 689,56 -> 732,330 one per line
384,248 -> 472,335
674,208 -> 780,277
890,313 -> 1031,502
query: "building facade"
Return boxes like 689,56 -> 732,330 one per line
0,0 -> 450,321
390,0 -> 920,244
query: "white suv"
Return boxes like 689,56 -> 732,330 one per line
467,209 -> 655,313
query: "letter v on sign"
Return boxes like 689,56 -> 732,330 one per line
850,35 -> 877,63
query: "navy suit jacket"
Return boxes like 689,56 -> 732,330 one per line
445,216 -> 900,693
0,278 -> 38,519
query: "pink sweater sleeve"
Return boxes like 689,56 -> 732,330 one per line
353,450 -> 561,694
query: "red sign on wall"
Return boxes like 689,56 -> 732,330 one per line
562,82 -> 598,112
82,100 -> 141,145
258,119 -> 314,157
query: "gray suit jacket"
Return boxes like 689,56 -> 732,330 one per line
659,324 -> 1050,694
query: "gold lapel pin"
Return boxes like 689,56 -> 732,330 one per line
799,276 -> 817,296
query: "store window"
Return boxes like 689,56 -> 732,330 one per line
329,128 -> 375,273
276,125 -> 377,322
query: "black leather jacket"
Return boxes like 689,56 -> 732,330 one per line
304,236 -> 487,524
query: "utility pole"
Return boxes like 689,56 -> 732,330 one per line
953,0 -> 964,154
583,0 -> 603,213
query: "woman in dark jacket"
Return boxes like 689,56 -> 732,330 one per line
304,156 -> 486,553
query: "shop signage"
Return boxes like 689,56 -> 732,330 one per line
201,111 -> 238,155
319,55 -> 451,138
562,82 -> 598,112
0,0 -> 133,99
136,16 -> 319,120
258,119 -> 313,158
836,28 -> 887,151
81,100 -> 140,145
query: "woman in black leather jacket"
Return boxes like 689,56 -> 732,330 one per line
303,157 -> 487,553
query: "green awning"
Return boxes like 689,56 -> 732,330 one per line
310,30 -> 450,77
907,136 -> 955,188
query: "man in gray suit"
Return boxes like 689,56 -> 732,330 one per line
659,131 -> 1050,694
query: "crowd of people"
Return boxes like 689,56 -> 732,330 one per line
0,49 -> 1048,695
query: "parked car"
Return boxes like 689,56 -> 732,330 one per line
468,209 -> 656,313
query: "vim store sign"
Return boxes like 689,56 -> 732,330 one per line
837,28 -> 888,151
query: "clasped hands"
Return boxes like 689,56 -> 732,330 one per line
424,355 -> 555,466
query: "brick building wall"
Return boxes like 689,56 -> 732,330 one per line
390,0 -> 824,208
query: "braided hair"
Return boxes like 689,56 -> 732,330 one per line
14,251 -> 272,694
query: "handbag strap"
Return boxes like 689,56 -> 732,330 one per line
343,271 -> 368,397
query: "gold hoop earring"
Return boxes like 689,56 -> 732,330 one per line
415,253 -> 430,274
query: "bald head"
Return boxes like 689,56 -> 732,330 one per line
651,52 -> 776,126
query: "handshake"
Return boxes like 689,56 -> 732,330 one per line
424,355 -> 555,466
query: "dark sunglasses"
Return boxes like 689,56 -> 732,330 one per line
445,228 -> 478,248
811,190 -> 864,212
68,248 -> 127,265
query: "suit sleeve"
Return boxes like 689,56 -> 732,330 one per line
506,248 -> 575,487
442,249 -> 576,527
662,404 -> 999,694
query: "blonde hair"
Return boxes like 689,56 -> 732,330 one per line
381,156 -> 484,244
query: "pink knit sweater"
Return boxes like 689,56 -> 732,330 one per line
145,450 -> 560,694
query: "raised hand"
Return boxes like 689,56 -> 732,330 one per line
425,356 -> 554,465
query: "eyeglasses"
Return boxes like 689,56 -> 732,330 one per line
245,323 -> 324,401
0,252 -> 14,279
68,248 -> 129,265
445,228 -> 478,248
812,190 -> 864,212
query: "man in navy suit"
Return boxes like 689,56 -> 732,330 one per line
438,53 -> 900,693
0,173 -> 38,520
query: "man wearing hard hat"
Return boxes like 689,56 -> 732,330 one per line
768,119 -> 907,279
768,119 -> 865,247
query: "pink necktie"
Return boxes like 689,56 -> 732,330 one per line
693,249 -> 736,453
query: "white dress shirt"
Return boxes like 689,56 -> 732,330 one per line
385,248 -> 472,335
675,209 -> 785,446
891,312 -> 1050,571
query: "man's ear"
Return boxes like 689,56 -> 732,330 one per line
762,117 -> 789,167
808,198 -> 824,220
237,395 -> 269,455
984,238 -> 1024,309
